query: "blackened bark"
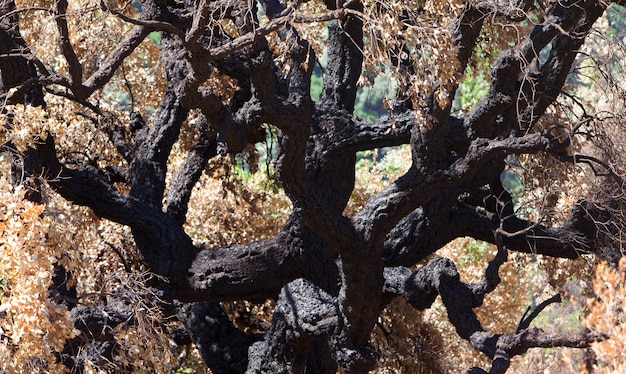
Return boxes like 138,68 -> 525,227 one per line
384,255 -> 604,370
247,278 -> 339,374
3,0 -> 622,373
0,1 -> 44,107
178,302 -> 262,374
164,115 -> 218,225
318,4 -> 363,113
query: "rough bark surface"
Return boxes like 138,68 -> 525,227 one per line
1,0 -> 621,372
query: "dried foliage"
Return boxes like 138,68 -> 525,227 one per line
2,0 -> 626,372
0,172 -> 77,373
584,258 -> 626,373
183,156 -> 291,247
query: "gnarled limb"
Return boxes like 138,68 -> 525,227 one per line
178,302 -> 262,374
384,255 -> 604,374
247,278 -> 339,373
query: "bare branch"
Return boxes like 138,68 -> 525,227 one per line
54,0 -> 84,93
555,152 -> 625,184
517,294 -> 562,332
100,0 -> 185,39
200,6 -> 346,62
0,6 -> 52,20
469,229 -> 509,306
385,256 -> 605,374
466,0 -> 597,138
82,25 -> 150,94
185,0 -> 210,46
164,120 -> 218,225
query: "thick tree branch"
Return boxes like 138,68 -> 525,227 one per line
426,2 -> 487,127
54,0 -> 84,94
178,302 -> 262,374
28,136 -> 201,298
518,2 -> 605,131
463,200 -> 597,258
384,256 -> 605,374
247,278 -> 340,373
331,113 -> 412,153
318,1 -> 363,113
465,0 -> 596,139
245,1 -> 361,253
382,188 -> 596,268
82,25 -> 150,96
357,131 -> 560,249
0,0 -> 45,107
188,234 -> 308,301
164,117 -> 218,225
5,0 -> 622,372
129,86 -> 187,207
29,135 -> 339,306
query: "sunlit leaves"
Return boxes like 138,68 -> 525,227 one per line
584,259 -> 626,373
0,104 -> 60,152
0,175 -> 77,373
359,0 -> 462,108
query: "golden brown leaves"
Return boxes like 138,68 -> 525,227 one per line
359,0 -> 462,109
183,156 -> 292,247
0,175 -> 78,373
584,259 -> 626,373
0,104 -> 59,152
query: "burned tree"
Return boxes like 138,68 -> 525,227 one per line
1,0 -> 625,372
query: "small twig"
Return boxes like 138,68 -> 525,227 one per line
104,240 -> 132,273
45,86 -> 102,115
516,293 -> 562,332
120,62 -> 135,109
100,0 -> 185,39
0,6 -> 52,21
203,7 -> 349,61
554,152 -> 624,184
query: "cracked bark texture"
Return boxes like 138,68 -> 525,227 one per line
1,0 -> 622,372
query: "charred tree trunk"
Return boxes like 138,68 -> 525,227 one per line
1,0 -> 621,372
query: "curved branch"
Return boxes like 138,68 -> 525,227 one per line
100,0 -> 185,39
164,115 -> 218,225
518,2 -> 605,131
317,1 -> 363,112
465,0 -> 597,138
357,132 -> 559,249
469,229 -> 509,305
463,200 -> 597,259
82,25 -> 150,95
178,302 -> 262,374
382,189 -> 596,268
384,256 -> 605,374
54,0 -> 83,92
517,293 -> 562,332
